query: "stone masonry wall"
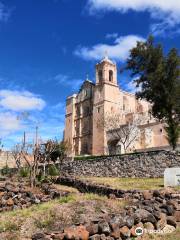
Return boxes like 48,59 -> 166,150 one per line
61,150 -> 180,178
0,151 -> 15,169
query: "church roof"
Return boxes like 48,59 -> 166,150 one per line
100,55 -> 114,64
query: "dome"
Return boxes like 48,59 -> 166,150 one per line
99,55 -> 114,65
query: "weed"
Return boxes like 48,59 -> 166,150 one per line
58,194 -> 76,204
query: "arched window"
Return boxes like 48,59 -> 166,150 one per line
109,70 -> 113,82
98,70 -> 103,83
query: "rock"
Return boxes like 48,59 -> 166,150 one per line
156,213 -> 167,230
143,222 -> 154,230
109,216 -> 120,230
109,194 -> 116,199
106,236 -> 114,240
6,198 -> 14,206
162,224 -> 176,234
130,226 -> 137,237
120,226 -> 130,238
52,233 -> 65,240
32,232 -> 46,240
173,211 -> 180,222
110,228 -> 120,239
161,205 -> 175,216
167,216 -> 177,228
0,192 -> 5,197
4,183 -> 14,192
153,190 -> 161,197
143,191 -> 152,200
64,225 -> 89,240
153,210 -> 161,220
166,200 -> 179,210
98,220 -> 111,235
89,234 -> 101,240
134,209 -> 156,224
34,198 -> 41,204
124,216 -> 134,228
100,234 -> 106,240
86,223 -> 98,236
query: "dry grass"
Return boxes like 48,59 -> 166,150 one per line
53,183 -> 79,193
0,181 -> 179,240
0,192 -> 127,240
79,177 -> 180,191
141,227 -> 180,240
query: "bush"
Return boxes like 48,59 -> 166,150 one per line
19,167 -> 29,177
1,165 -> 10,175
48,165 -> 59,177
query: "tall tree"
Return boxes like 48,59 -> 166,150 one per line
125,36 -> 180,149
97,112 -> 147,153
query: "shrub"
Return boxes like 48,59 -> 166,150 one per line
1,165 -> 10,175
58,194 -> 76,204
48,165 -> 59,177
19,167 -> 29,177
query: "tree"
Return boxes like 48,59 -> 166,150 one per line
97,112 -> 147,153
12,143 -> 24,169
125,36 -> 180,149
50,140 -> 70,164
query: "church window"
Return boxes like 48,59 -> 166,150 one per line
98,70 -> 103,83
97,107 -> 101,113
109,70 -> 113,82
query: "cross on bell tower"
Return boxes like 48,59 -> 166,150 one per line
95,52 -> 117,86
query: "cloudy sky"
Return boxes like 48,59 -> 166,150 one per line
0,0 -> 179,149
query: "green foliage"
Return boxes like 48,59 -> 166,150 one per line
19,167 -> 29,177
125,36 -> 180,149
58,194 -> 76,204
48,165 -> 59,176
50,140 -> 69,162
1,165 -> 10,175
0,221 -> 19,232
165,122 -> 180,150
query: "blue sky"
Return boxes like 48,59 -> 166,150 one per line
0,0 -> 179,149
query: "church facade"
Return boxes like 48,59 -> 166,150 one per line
64,56 -> 169,156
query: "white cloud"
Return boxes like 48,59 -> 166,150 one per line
125,76 -> 141,93
106,33 -> 118,39
0,112 -> 22,138
0,90 -> 46,111
54,74 -> 83,90
87,0 -> 180,35
0,2 -> 10,22
74,35 -> 145,61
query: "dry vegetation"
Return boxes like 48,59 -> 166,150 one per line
0,185 -> 128,240
0,179 -> 179,240
79,177 -> 180,191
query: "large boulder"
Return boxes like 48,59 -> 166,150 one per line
134,209 -> 157,224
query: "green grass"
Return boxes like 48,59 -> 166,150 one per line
0,191 -> 179,240
58,194 -> 77,204
79,177 -> 180,190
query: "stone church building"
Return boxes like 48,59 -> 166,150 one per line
64,56 -> 169,156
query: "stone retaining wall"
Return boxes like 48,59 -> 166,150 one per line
61,150 -> 180,178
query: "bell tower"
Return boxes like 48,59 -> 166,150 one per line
95,55 -> 117,86
92,55 -> 121,155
